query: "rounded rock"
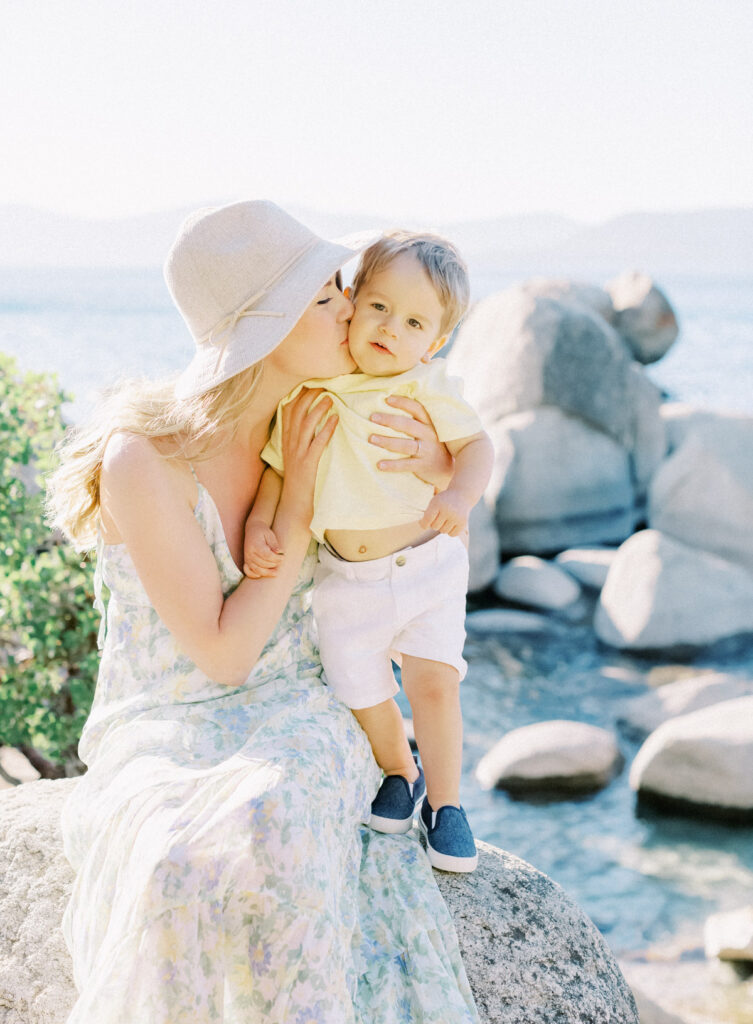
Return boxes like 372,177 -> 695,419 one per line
704,906 -> 753,962
516,277 -> 615,323
616,672 -> 753,741
649,415 -> 753,575
476,720 -> 623,794
468,499 -> 501,593
555,546 -> 618,590
605,270 -> 679,364
629,696 -> 753,821
448,283 -> 665,459
465,608 -> 558,634
494,555 -> 581,611
595,529 -> 753,651
0,778 -> 639,1024
490,408 -> 637,554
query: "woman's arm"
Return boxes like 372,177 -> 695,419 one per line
101,391 -> 336,686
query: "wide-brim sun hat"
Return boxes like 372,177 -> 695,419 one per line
165,200 -> 372,400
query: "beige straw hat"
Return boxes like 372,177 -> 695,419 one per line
166,200 -> 370,400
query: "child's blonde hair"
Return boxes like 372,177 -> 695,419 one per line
351,230 -> 470,336
46,364 -> 263,551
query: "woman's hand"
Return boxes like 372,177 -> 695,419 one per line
278,387 -> 338,524
368,395 -> 453,492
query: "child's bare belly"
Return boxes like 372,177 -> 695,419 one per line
325,523 -> 438,561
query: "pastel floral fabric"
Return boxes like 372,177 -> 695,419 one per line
61,484 -> 479,1023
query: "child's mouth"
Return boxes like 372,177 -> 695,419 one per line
370,341 -> 392,354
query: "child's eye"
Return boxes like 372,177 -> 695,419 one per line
408,318 -> 422,329
371,302 -> 386,312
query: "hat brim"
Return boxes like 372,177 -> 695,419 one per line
174,233 -> 371,400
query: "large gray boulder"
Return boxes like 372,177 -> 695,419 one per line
514,278 -> 615,323
660,403 -> 753,456
595,529 -> 753,651
659,402 -> 719,454
448,284 -> 666,486
490,408 -> 638,554
605,271 -> 679,364
0,779 -> 638,1024
468,498 -> 501,593
649,416 -> 753,574
626,364 -> 667,494
447,280 -> 670,554
629,697 -> 753,822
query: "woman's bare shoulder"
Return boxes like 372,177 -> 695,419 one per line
102,431 -> 160,475
100,434 -> 192,543
102,433 -> 187,489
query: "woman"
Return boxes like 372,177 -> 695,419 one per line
49,200 -> 480,1023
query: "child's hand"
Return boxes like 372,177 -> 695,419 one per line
243,520 -> 284,578
420,490 -> 471,537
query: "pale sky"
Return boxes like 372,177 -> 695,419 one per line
3,0 -> 752,224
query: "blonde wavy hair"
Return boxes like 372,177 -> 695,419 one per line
46,364 -> 263,552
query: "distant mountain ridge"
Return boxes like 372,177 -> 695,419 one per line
1,203 -> 751,277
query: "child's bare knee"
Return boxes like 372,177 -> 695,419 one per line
403,660 -> 459,703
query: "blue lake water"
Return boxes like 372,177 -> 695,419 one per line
2,265 -> 753,957
1,266 -> 752,421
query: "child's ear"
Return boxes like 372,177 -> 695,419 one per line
421,334 -> 448,362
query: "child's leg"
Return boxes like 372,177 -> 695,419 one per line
400,655 -> 462,810
352,698 -> 419,783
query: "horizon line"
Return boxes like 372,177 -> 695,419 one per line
2,201 -> 753,229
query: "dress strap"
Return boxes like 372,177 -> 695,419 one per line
188,462 -> 200,504
93,532 -> 107,651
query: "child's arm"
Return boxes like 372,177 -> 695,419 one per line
243,467 -> 284,578
420,430 -> 494,537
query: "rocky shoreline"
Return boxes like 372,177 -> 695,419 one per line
461,271 -> 753,654
455,270 -> 753,1022
2,269 -> 751,1022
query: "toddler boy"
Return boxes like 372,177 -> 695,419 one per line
245,232 -> 493,872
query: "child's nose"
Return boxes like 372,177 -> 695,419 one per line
378,319 -> 398,339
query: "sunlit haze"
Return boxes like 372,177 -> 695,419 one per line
3,0 -> 752,224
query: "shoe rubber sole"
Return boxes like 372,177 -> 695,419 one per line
368,810 -> 416,834
418,813 -> 479,873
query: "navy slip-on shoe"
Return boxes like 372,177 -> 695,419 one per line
419,798 -> 478,873
369,763 -> 426,834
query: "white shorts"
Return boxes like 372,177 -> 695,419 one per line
312,533 -> 469,710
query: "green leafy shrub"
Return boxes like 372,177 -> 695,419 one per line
0,352 -> 98,777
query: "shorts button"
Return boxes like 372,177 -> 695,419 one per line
395,555 -> 406,566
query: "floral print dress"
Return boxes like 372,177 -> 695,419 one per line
60,481 -> 479,1024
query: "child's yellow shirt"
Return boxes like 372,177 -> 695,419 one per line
261,359 -> 483,543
